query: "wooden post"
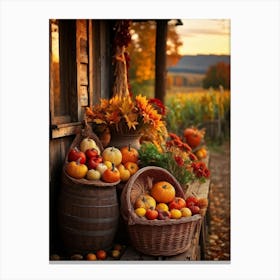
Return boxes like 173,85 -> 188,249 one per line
155,20 -> 168,103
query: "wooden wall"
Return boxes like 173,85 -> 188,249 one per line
49,19 -> 114,254
49,136 -> 74,253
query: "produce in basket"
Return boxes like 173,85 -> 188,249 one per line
150,181 -> 176,203
120,166 -> 202,256
134,194 -> 156,210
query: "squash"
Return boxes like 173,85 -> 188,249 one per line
102,147 -> 122,166
120,144 -> 139,164
66,159 -> 88,179
102,164 -> 120,183
134,194 -> 156,210
183,127 -> 204,149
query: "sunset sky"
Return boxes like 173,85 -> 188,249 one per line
176,19 -> 230,55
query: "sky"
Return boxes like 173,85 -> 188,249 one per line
175,19 -> 230,56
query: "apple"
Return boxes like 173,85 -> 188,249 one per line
104,161 -> 113,169
87,156 -> 103,169
118,164 -> 131,182
86,169 -> 101,180
67,147 -> 86,164
181,207 -> 192,217
156,203 -> 169,212
96,250 -> 107,260
157,210 -> 171,220
85,148 -> 99,159
86,253 -> 97,260
111,249 -> 121,259
185,196 -> 199,208
189,205 -> 200,215
197,197 -> 208,209
134,207 -> 146,217
170,209 -> 182,219
96,163 -> 108,175
145,209 -> 158,220
168,197 -> 186,210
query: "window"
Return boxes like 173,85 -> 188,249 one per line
49,19 -> 113,138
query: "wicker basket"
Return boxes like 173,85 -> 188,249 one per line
120,166 -> 202,256
62,124 -> 120,187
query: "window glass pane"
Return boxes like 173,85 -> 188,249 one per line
51,20 -> 69,117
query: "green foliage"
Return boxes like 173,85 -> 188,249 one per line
138,142 -> 195,187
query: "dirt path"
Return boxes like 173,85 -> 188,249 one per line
205,141 -> 230,260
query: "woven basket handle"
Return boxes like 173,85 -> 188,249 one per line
124,177 -> 138,225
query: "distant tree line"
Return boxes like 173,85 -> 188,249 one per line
202,62 -> 230,90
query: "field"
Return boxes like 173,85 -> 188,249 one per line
165,87 -> 231,142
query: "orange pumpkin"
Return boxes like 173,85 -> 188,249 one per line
102,164 -> 120,183
183,127 -> 204,149
65,159 -> 88,179
150,181 -> 176,203
121,144 -> 139,164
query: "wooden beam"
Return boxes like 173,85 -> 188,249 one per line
155,20 -> 168,103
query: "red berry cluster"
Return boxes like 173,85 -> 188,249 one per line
191,162 -> 210,178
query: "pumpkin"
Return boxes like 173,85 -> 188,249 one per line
121,144 -> 139,164
150,181 -> 176,203
102,164 -> 120,183
183,127 -> 204,149
134,194 -> 156,210
102,147 -> 122,166
195,147 -> 207,159
66,159 -> 88,179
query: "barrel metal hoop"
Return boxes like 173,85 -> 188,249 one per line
62,225 -> 116,237
61,212 -> 119,223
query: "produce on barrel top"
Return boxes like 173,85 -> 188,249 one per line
102,147 -> 122,166
121,144 -> 139,164
66,159 -> 88,179
67,147 -> 86,164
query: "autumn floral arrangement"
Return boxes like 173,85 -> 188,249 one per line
138,131 -> 210,191
85,94 -> 168,145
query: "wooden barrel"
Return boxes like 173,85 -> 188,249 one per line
58,172 -> 119,254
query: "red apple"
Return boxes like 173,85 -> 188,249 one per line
145,209 -> 158,220
87,156 -> 103,169
85,148 -> 99,159
96,250 -> 107,260
189,205 -> 200,215
67,147 -> 86,164
168,197 -> 186,210
157,210 -> 171,220
185,196 -> 199,208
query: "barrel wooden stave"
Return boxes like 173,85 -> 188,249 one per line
59,174 -> 119,254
